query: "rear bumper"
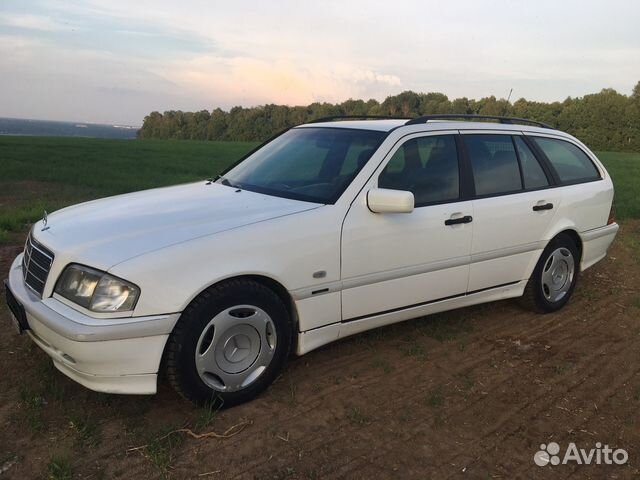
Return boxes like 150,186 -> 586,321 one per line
6,254 -> 180,394
580,223 -> 619,271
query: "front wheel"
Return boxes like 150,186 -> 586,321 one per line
521,234 -> 580,313
164,279 -> 292,406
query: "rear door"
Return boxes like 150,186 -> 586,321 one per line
462,132 -> 561,292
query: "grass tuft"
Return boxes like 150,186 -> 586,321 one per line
402,342 -> 427,360
426,387 -> 445,408
371,356 -> 394,374
19,386 -> 46,432
346,406 -> 370,425
133,426 -> 186,476
286,380 -> 297,408
69,414 -> 101,448
418,313 -> 473,342
47,454 -> 73,480
194,400 -> 220,432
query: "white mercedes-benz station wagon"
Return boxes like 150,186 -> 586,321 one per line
5,115 -> 619,406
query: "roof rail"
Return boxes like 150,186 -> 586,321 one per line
405,114 -> 553,129
306,115 -> 411,124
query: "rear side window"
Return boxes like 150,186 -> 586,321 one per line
464,135 -> 522,196
514,137 -> 549,189
379,135 -> 459,206
531,137 -> 600,183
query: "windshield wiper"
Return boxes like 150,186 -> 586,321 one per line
212,174 -> 241,190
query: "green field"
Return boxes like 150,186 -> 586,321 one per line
0,136 -> 638,244
0,136 -> 256,243
597,150 -> 640,220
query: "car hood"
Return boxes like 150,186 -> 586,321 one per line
33,182 -> 320,271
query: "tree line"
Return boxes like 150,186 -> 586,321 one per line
138,81 -> 640,152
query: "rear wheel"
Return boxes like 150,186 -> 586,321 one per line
521,233 -> 579,313
164,279 -> 292,406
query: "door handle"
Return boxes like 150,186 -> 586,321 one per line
533,202 -> 554,211
445,215 -> 473,226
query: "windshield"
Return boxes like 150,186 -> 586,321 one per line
219,127 -> 385,204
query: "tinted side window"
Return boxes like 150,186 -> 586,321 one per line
464,135 -> 522,196
532,137 -> 600,183
379,135 -> 459,206
514,137 -> 549,189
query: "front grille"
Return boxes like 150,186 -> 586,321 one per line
22,233 -> 54,297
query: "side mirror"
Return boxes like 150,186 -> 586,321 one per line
367,188 -> 414,214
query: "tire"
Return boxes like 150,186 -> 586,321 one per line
520,233 -> 580,313
164,279 -> 293,406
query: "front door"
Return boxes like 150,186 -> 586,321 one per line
340,132 -> 473,320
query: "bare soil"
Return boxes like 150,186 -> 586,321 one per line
1,222 -> 639,479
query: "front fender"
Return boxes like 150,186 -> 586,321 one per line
109,206 -> 343,317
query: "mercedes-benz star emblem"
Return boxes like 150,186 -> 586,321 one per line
41,210 -> 50,231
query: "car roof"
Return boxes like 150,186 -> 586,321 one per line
295,118 -> 564,136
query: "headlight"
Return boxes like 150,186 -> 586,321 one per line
55,264 -> 140,313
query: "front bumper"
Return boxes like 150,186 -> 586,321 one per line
6,254 -> 180,394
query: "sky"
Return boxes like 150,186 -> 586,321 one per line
1,0 -> 639,126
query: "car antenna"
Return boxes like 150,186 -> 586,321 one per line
503,88 -> 513,115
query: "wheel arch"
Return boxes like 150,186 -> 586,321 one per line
551,228 -> 583,263
174,274 -> 299,351
522,227 -> 584,285
520,227 -> 583,314
241,274 -> 300,340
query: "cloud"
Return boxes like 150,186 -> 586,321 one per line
3,0 -> 640,124
333,65 -> 401,87
149,55 -> 403,108
0,13 -> 74,32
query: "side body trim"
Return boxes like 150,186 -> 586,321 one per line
291,241 -> 545,301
